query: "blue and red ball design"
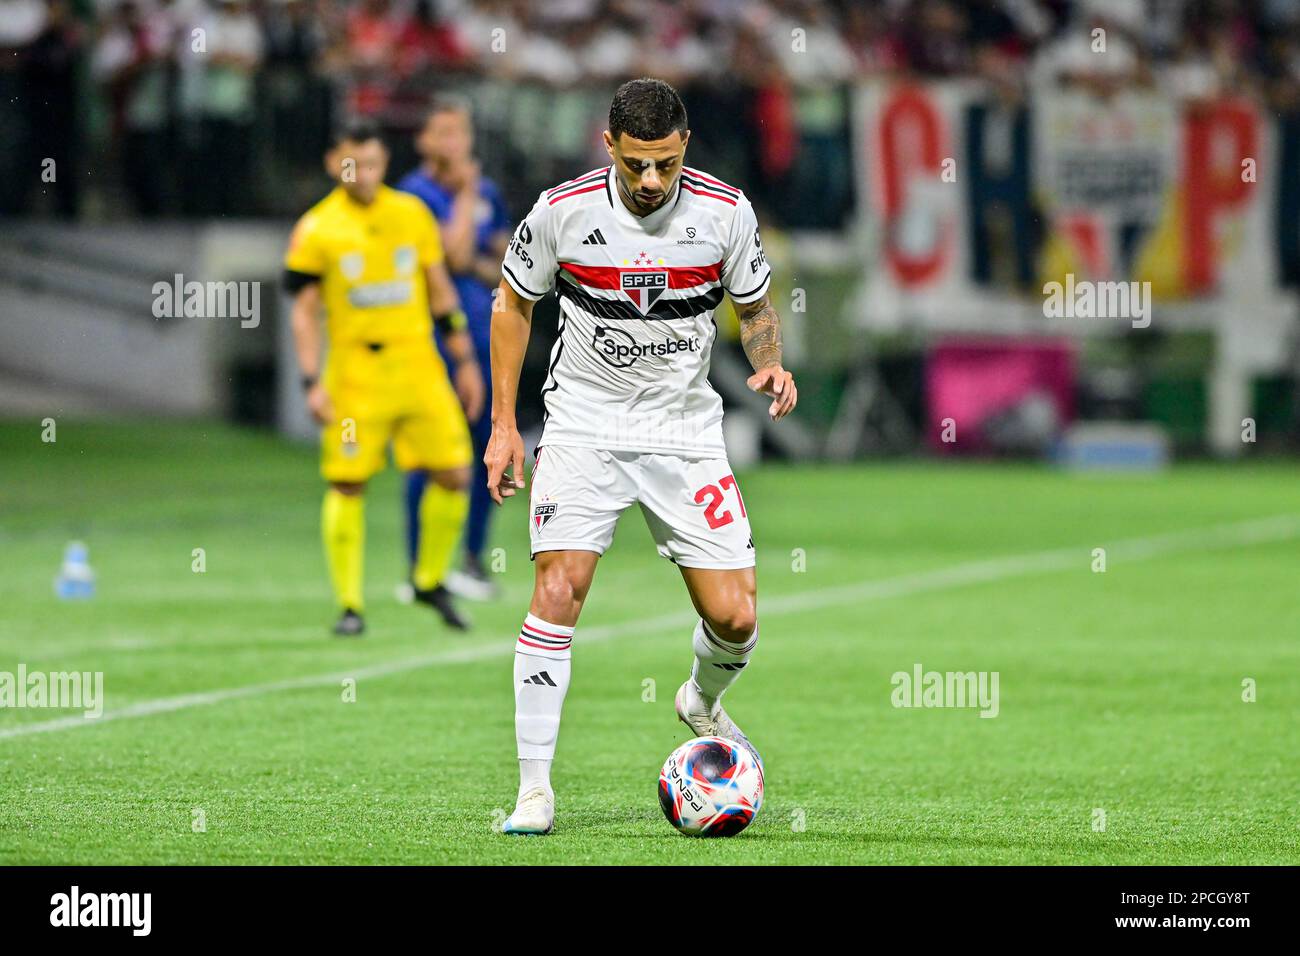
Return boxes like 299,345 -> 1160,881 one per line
658,736 -> 764,837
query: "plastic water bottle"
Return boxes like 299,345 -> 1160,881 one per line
55,541 -> 96,600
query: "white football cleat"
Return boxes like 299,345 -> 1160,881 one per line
674,680 -> 764,770
502,787 -> 554,836
444,568 -> 498,602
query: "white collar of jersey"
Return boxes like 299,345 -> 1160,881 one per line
607,165 -> 682,232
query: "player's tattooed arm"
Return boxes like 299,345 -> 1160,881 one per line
735,293 -> 797,421
736,293 -> 783,371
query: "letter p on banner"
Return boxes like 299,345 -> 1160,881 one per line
1183,100 -> 1258,293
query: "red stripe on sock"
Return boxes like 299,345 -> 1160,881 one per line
518,637 -> 571,651
522,622 -> 574,640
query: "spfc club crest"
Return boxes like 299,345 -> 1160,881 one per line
620,271 -> 668,314
532,502 -> 557,533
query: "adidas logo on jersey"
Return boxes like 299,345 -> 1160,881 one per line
582,229 -> 608,245
522,671 -> 558,686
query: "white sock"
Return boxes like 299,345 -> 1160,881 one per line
514,614 -> 573,798
519,759 -> 551,801
691,619 -> 758,709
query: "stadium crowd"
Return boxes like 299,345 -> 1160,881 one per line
4,0 -> 1300,223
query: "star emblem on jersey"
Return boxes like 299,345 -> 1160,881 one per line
615,251 -> 672,315
532,501 -> 557,533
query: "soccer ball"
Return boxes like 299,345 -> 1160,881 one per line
658,736 -> 764,836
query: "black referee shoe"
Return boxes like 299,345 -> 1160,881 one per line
414,584 -> 471,631
333,608 -> 365,637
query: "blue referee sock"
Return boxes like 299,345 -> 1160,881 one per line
403,469 -> 428,571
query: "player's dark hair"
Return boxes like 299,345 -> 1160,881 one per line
426,93 -> 472,121
329,119 -> 384,149
608,78 -> 688,142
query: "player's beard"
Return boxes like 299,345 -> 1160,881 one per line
623,178 -> 672,215
636,192 -> 665,210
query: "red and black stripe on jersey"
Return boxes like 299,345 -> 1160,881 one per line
546,167 -> 608,197
559,261 -> 723,290
680,167 -> 740,206
556,271 -> 725,322
547,168 -> 611,205
683,167 -> 740,194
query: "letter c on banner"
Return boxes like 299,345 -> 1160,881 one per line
877,85 -> 950,286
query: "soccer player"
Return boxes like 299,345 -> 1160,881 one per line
284,121 -> 485,636
486,79 -> 797,834
397,96 -> 512,601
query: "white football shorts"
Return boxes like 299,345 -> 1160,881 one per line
528,444 -> 755,570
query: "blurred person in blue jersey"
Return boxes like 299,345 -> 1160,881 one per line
398,95 -> 511,600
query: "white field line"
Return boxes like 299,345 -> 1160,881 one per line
1,514 -> 1296,742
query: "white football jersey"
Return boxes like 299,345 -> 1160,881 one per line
502,164 -> 771,457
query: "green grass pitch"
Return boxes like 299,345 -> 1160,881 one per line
0,420 -> 1297,865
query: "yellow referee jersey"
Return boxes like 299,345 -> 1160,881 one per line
284,184 -> 471,482
284,184 -> 444,348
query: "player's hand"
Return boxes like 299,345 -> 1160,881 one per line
455,360 -> 485,422
746,365 -> 797,421
484,420 -> 526,505
306,383 -> 334,425
452,159 -> 481,194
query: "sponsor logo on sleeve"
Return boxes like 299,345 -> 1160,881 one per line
508,221 -> 534,268
749,228 -> 766,274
